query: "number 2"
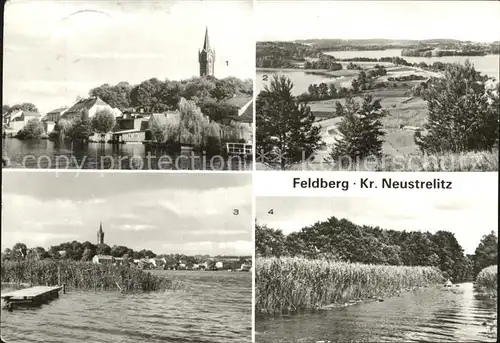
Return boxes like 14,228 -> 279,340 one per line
262,74 -> 268,81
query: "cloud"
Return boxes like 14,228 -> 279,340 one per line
162,240 -> 252,256
1,175 -> 252,255
77,52 -> 166,60
111,224 -> 158,232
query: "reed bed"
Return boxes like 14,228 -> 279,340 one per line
476,265 -> 497,296
1,260 -> 183,292
256,257 -> 443,315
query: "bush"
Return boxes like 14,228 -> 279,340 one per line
16,119 -> 45,139
476,265 -> 497,296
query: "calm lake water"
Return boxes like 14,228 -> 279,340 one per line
257,49 -> 499,95
256,282 -> 497,343
1,271 -> 252,343
2,138 -> 252,171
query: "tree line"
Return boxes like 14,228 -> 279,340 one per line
255,219 -> 498,282
1,241 -> 250,269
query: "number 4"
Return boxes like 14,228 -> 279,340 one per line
268,209 -> 274,215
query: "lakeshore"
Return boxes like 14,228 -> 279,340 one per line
256,47 -> 499,171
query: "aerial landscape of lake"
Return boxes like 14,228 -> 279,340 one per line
257,49 -> 499,95
2,139 -> 251,171
1,271 -> 252,343
256,282 -> 497,343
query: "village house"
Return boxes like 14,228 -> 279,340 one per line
92,255 -> 124,265
219,95 -> 253,144
42,107 -> 67,123
3,110 -> 43,135
61,96 -> 121,121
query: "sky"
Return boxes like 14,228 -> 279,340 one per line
256,196 -> 498,254
3,0 -> 254,113
1,171 -> 253,256
256,1 -> 500,43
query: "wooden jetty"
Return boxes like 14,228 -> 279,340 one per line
226,142 -> 252,157
1,285 -> 65,310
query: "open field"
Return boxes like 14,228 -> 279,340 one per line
255,257 -> 443,315
476,265 -> 498,296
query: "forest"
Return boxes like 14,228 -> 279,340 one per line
255,217 -> 498,282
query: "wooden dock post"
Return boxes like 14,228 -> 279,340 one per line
62,283 -> 66,294
57,265 -> 61,286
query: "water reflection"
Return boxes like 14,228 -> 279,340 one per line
2,138 -> 252,171
256,283 -> 497,343
1,271 -> 252,343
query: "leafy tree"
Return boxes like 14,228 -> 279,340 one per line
55,118 -> 72,140
68,118 -> 93,141
16,119 -> 45,139
96,243 -> 111,256
2,105 -> 10,114
9,102 -> 38,113
256,74 -> 324,169
473,230 -> 498,277
81,248 -> 94,261
211,80 -> 236,102
91,110 -> 116,137
415,61 -> 499,153
12,243 -> 28,259
255,224 -> 287,257
178,98 -> 207,146
328,95 -> 387,165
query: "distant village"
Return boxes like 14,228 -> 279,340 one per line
91,223 -> 252,272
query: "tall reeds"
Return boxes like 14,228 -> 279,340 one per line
1,260 -> 182,292
256,257 -> 443,315
476,265 -> 497,296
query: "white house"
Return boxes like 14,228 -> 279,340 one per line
61,96 -> 122,121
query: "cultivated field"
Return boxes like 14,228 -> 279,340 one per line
255,257 -> 443,315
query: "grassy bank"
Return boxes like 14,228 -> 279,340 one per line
256,257 -> 443,315
476,265 -> 497,296
1,260 -> 182,292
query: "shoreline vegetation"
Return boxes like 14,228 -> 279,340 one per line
256,40 -> 499,69
256,41 -> 499,171
1,260 -> 181,293
256,257 -> 443,315
255,219 -> 497,316
476,265 -> 498,297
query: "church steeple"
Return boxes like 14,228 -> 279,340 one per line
198,26 -> 215,77
97,221 -> 104,245
203,26 -> 210,51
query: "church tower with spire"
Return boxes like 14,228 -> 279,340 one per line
97,221 -> 104,245
198,27 -> 215,77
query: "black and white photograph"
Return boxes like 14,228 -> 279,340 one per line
1,171 -> 252,343
255,196 -> 498,342
255,1 -> 499,171
2,0 -> 254,171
